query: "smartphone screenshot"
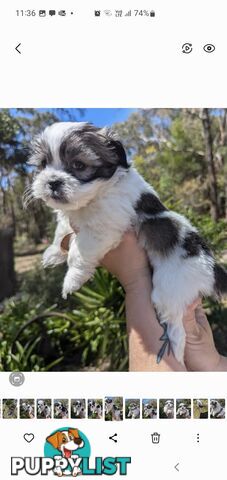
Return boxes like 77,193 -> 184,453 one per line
0,0 -> 227,478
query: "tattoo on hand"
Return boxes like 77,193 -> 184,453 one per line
157,321 -> 171,364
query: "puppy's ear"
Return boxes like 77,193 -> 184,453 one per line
99,128 -> 129,169
68,428 -> 80,439
46,432 -> 60,449
107,138 -> 128,169
69,428 -> 84,447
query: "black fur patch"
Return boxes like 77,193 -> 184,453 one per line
135,192 -> 167,215
140,216 -> 179,255
214,264 -> 227,294
182,231 -> 211,257
59,124 -> 129,183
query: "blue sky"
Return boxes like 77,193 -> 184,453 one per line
81,108 -> 136,126
39,108 -> 137,126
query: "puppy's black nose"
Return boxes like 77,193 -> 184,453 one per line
49,179 -> 63,191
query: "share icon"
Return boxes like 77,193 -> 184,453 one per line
109,433 -> 118,443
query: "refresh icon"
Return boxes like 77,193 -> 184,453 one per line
182,42 -> 193,54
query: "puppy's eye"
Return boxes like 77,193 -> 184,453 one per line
73,160 -> 86,171
41,158 -> 47,169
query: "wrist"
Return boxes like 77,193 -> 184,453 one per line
123,268 -> 152,295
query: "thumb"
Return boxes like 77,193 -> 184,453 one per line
183,299 -> 201,337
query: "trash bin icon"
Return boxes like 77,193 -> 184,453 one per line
151,432 -> 160,444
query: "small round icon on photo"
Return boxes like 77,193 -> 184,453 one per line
182,43 -> 193,54
9,372 -> 25,387
203,43 -> 215,53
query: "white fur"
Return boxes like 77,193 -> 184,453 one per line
163,400 -> 174,418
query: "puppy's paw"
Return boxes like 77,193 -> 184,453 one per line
42,245 -> 66,268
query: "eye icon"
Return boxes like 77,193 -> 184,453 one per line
203,44 -> 215,53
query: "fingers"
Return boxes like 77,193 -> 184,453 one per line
183,298 -> 202,336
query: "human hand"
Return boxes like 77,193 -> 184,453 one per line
183,300 -> 222,371
101,231 -> 186,371
101,231 -> 151,293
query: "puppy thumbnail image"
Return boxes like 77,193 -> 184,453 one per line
71,399 -> 86,419
88,399 -> 103,419
210,399 -> 225,419
159,399 -> 174,419
3,399 -> 18,419
37,399 -> 52,419
125,399 -> 140,419
176,399 -> 191,419
54,399 -> 69,419
142,399 -> 157,419
105,397 -> 123,421
20,399 -> 35,419
193,399 -> 208,419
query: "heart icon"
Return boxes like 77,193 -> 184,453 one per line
24,433 -> 34,443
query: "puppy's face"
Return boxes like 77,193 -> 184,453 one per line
47,429 -> 84,457
29,122 -> 128,212
54,402 -> 63,414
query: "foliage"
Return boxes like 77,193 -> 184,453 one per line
0,268 -> 127,371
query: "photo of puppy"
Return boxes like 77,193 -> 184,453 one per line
3,399 -> 18,419
28,121 -> 227,365
88,399 -> 103,419
46,428 -> 84,477
20,399 -> 35,419
176,399 -> 191,419
210,399 -> 225,418
125,399 -> 140,419
193,399 -> 208,419
159,399 -> 174,419
71,399 -> 86,419
37,399 -> 52,419
54,399 -> 69,419
142,399 -> 157,419
105,397 -> 123,421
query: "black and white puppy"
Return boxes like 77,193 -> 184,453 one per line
127,402 -> 140,419
28,122 -> 227,365
176,403 -> 191,419
72,400 -> 86,418
163,400 -> 174,418
143,403 -> 157,419
54,401 -> 68,419
210,400 -> 225,418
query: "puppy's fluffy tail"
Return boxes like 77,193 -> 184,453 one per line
214,263 -> 227,295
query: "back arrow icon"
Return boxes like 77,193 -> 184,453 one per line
174,463 -> 180,472
15,43 -> 22,54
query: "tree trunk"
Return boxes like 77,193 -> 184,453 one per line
201,108 -> 220,221
0,227 -> 16,301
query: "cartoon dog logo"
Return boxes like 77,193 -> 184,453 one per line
46,428 -> 84,476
